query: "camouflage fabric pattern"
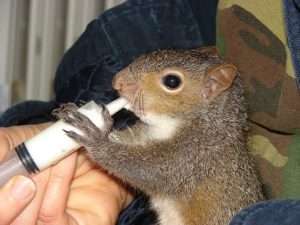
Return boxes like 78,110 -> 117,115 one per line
217,0 -> 300,199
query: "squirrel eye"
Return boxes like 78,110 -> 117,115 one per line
162,74 -> 182,90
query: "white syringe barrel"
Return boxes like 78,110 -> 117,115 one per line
26,98 -> 128,170
0,98 -> 128,186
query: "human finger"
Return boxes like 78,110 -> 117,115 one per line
10,171 -> 50,225
0,176 -> 36,225
37,152 -> 77,225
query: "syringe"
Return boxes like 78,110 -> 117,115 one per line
0,98 -> 129,187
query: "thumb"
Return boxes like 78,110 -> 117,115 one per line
0,176 -> 36,225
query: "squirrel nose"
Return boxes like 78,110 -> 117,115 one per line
113,75 -> 139,93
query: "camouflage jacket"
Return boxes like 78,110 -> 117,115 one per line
217,0 -> 300,199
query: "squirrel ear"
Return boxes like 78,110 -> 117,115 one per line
201,64 -> 237,101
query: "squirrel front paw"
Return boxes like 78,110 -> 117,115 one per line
52,103 -> 113,148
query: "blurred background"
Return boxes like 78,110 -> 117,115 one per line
0,0 -> 124,113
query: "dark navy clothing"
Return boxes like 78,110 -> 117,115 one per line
283,0 -> 300,87
230,200 -> 300,225
1,0 -> 300,224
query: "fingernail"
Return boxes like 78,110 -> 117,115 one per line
10,176 -> 36,200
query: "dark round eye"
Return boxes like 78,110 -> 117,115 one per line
162,74 -> 182,90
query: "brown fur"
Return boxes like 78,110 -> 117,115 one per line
56,47 -> 264,225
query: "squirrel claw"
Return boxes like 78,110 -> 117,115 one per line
54,102 -> 113,147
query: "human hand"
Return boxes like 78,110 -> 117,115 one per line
0,124 -> 133,225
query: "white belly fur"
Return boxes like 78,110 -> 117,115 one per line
151,197 -> 185,225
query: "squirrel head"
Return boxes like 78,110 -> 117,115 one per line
113,47 -> 238,124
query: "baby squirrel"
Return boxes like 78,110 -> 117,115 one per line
55,47 -> 264,225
